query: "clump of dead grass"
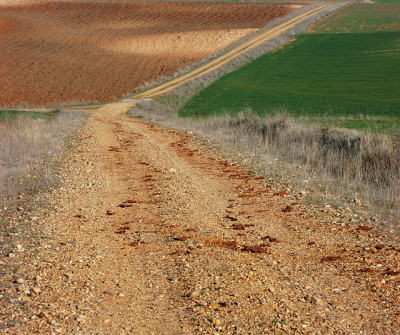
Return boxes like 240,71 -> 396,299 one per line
0,110 -> 87,208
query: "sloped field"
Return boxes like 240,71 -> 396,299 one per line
0,1 -> 297,106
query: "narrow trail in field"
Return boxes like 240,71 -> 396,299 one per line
2,4 -> 399,335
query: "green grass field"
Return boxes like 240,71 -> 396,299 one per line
0,110 -> 57,122
374,0 -> 400,4
311,4 -> 400,33
179,4 -> 400,135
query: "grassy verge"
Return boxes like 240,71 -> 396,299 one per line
0,110 -> 87,208
0,110 -> 58,122
129,101 -> 400,225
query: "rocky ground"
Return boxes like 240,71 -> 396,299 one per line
1,101 -> 399,334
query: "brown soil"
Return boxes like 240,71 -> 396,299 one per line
0,1 -> 296,106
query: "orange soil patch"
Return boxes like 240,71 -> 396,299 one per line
0,1 -> 298,106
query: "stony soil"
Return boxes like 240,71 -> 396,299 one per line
1,100 -> 399,334
0,1 -> 296,106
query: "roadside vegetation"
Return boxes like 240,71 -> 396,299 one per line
130,100 -> 400,223
129,3 -> 400,225
0,110 -> 58,122
0,109 -> 87,208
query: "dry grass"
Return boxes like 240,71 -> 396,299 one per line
0,109 -> 87,208
128,102 -> 400,224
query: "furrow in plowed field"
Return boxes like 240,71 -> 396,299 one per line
0,1 -> 298,106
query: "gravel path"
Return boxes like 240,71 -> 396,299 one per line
1,101 -> 399,334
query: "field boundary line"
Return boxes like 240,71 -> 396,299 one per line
133,4 -> 332,100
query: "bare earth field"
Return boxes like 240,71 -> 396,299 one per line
0,1 -> 296,106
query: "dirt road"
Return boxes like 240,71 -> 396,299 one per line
1,4 -> 399,335
2,100 -> 398,334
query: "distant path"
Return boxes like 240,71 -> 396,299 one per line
133,4 -> 332,100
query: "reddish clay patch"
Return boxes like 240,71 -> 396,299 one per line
173,236 -> 188,241
233,223 -> 245,230
283,205 -> 293,213
273,191 -> 288,196
357,225 -> 374,231
115,226 -> 130,234
321,256 -> 342,262
383,268 -> 399,276
242,245 -> 267,254
226,214 -> 238,222
262,235 -> 280,243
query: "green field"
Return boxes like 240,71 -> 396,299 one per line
179,4 -> 400,134
311,4 -> 400,33
0,110 -> 57,122
374,0 -> 400,4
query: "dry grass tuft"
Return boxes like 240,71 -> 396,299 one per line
0,110 -> 87,208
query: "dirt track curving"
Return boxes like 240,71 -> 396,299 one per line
3,98 -> 399,334
0,1 -> 296,106
134,4 -> 331,100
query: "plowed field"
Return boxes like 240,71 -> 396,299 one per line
0,1 -> 298,107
